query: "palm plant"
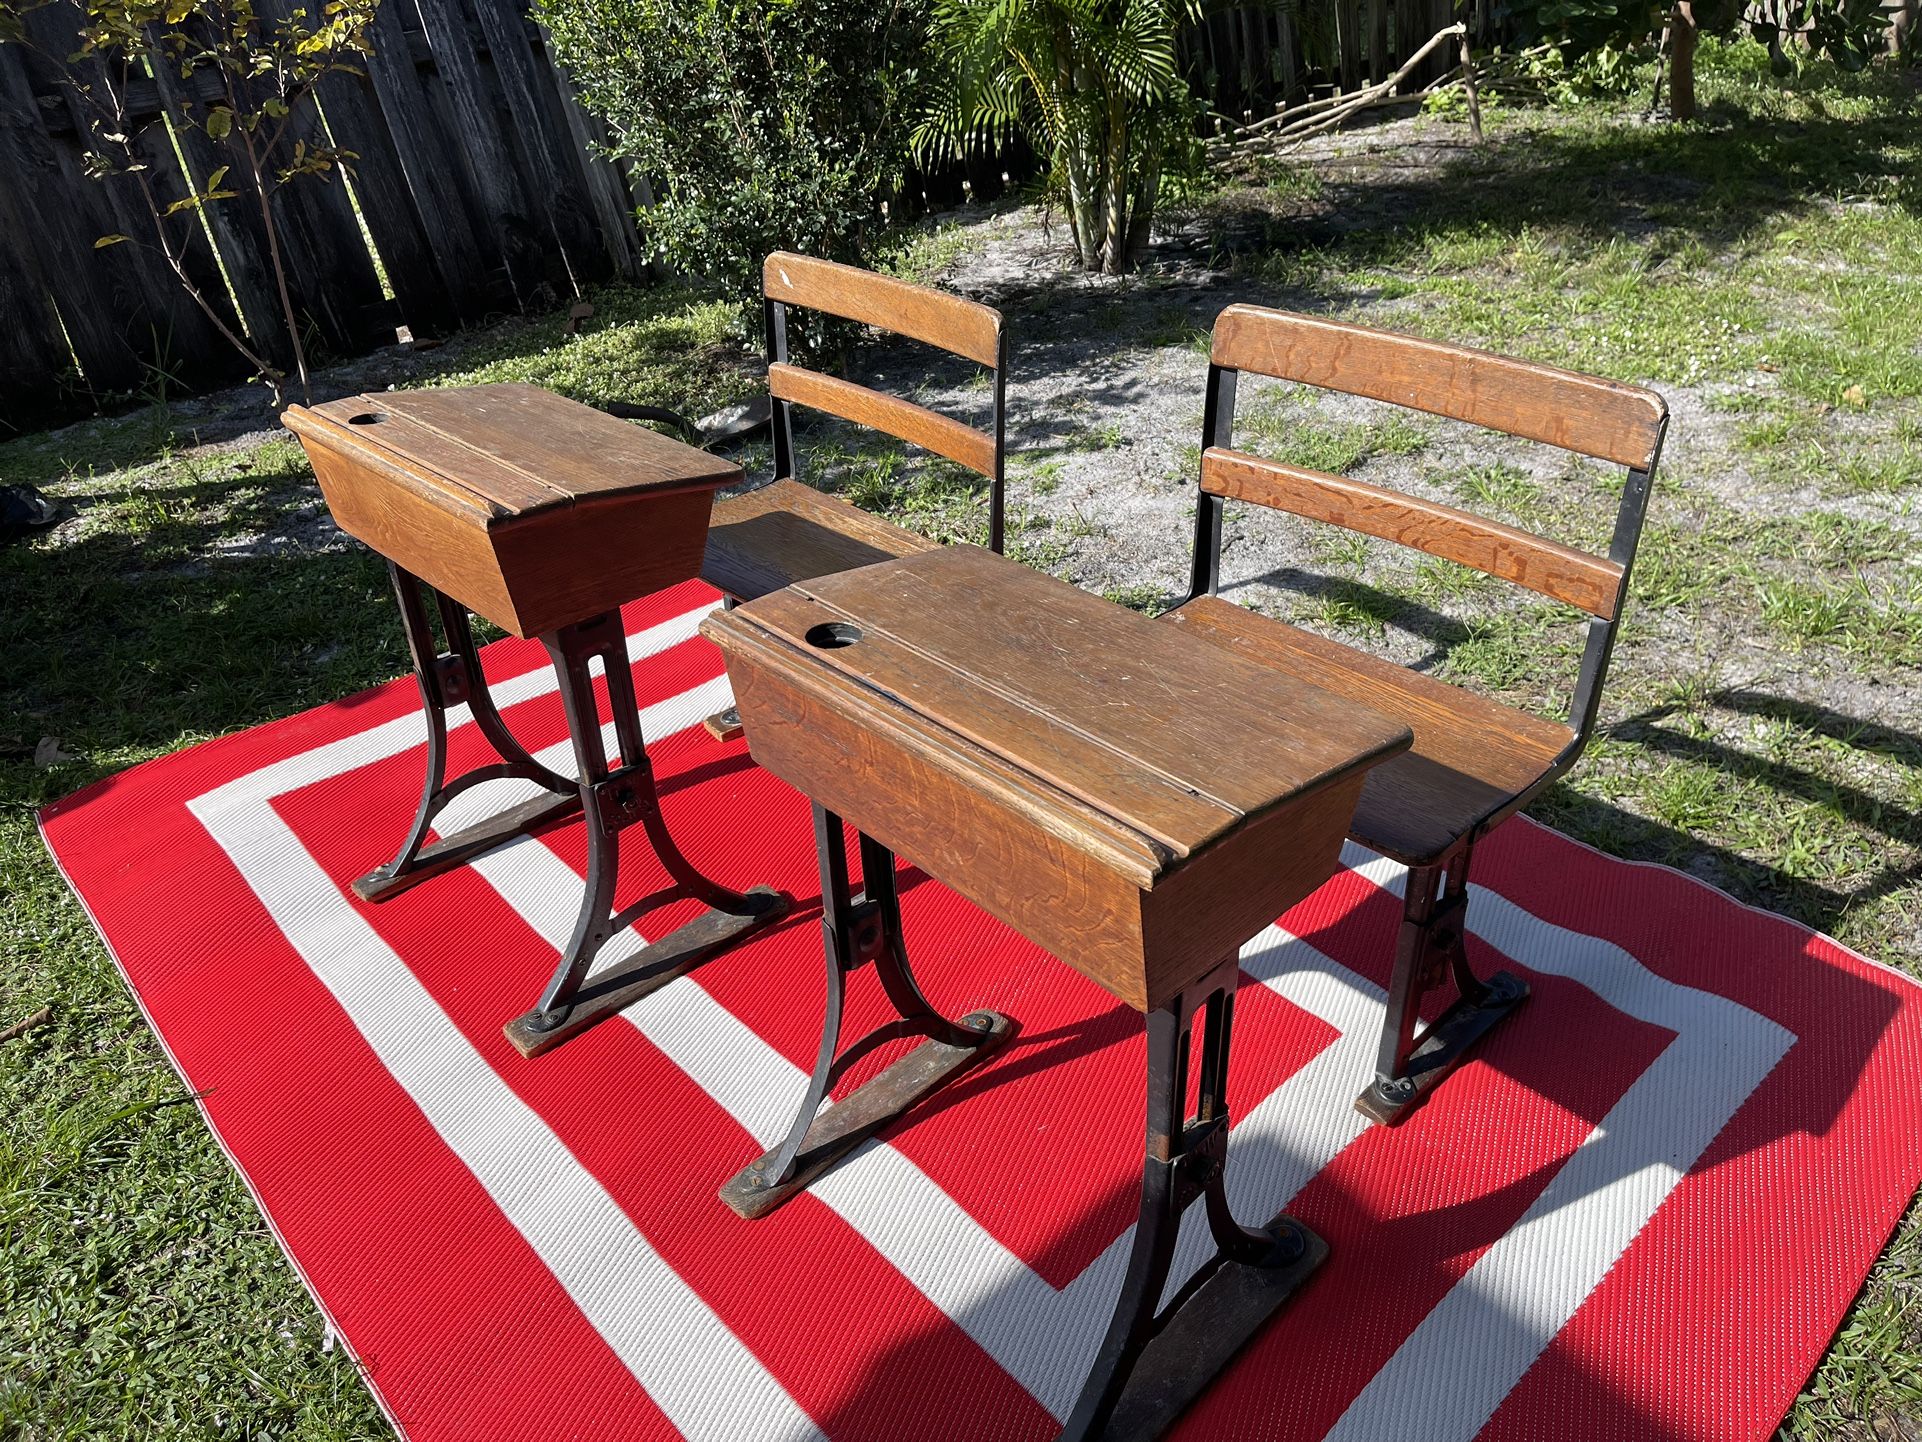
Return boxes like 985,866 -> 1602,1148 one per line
915,0 -> 1201,274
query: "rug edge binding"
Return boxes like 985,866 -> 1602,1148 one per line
34,810 -> 413,1442
1508,814 -> 1916,993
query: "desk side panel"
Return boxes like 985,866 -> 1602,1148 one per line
720,634 -> 1159,1010
496,489 -> 717,638
1141,775 -> 1365,1012
305,443 -> 521,632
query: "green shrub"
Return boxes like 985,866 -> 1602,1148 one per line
914,0 -> 1202,274
539,0 -> 925,310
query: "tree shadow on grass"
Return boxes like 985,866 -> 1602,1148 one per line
1208,74 -> 1919,269
1544,687 -> 1922,944
0,462 -> 404,815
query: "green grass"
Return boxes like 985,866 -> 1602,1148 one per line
0,284 -> 761,1441
7,44 -> 1922,1440
1221,40 -> 1922,409
1235,404 -> 1428,473
425,285 -> 755,417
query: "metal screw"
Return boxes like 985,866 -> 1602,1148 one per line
1377,1075 -> 1416,1102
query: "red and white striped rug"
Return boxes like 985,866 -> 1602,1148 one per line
41,579 -> 1922,1442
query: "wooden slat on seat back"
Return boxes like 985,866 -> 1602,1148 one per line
1211,305 -> 1667,472
1201,448 -> 1626,618
769,362 -> 997,477
764,252 -> 1002,368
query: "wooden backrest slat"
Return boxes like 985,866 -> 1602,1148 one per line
769,362 -> 997,478
764,252 -> 1002,369
1211,305 -> 1666,471
1202,447 -> 1626,618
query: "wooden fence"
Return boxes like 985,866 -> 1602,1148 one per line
0,0 -> 1471,434
0,0 -> 648,432
1188,0 -> 1470,127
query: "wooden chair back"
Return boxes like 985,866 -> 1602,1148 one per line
1189,305 -> 1668,743
762,252 -> 1009,552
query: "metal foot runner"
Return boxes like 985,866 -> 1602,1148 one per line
503,609 -> 787,1058
721,804 -> 1013,1219
1062,958 -> 1327,1442
1354,851 -> 1528,1126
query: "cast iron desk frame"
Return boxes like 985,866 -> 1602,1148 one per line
704,549 -> 1411,1441
724,827 -> 1319,1442
358,564 -> 784,1055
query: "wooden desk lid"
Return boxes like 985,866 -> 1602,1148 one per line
284,383 -> 741,526
707,546 -> 1410,887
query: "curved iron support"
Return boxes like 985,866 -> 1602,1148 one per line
503,608 -> 787,1057
354,564 -> 580,903
1057,961 -> 1325,1442
1355,849 -> 1528,1127
720,806 -> 1014,1220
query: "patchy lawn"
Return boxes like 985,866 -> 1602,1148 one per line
4,36 -> 1919,1441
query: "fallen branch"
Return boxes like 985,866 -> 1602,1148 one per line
1213,24 -> 1466,156
1460,28 -> 1484,141
0,1005 -> 52,1045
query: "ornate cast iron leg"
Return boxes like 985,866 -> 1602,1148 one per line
1058,959 -> 1327,1442
355,564 -> 580,903
1354,847 -> 1528,1126
719,805 -> 1015,1220
502,609 -> 787,1058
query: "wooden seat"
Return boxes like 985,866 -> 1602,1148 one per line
700,479 -> 936,604
699,252 -> 1006,605
1164,594 -> 1573,865
1171,304 -> 1668,1125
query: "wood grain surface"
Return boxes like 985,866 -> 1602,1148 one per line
301,383 -> 740,514
768,364 -> 997,477
1164,594 -> 1575,864
285,383 -> 733,636
772,546 -> 1410,840
1201,447 -> 1625,618
763,251 -> 1001,368
700,479 -> 935,603
1212,304 -> 1667,471
704,547 -> 1411,1010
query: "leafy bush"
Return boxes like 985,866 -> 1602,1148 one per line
1500,0 -> 1890,112
539,0 -> 925,309
914,0 -> 1203,274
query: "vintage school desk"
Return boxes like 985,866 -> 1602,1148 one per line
701,544 -> 1410,1440
284,383 -> 786,1056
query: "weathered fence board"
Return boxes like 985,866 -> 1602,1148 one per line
312,64 -> 457,336
466,0 -> 603,281
1,37 -> 247,418
356,0 -> 510,321
0,0 -> 650,428
1,0 -> 1475,431
409,0 -> 558,307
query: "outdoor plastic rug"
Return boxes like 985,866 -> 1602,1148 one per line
40,578 -> 1922,1442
